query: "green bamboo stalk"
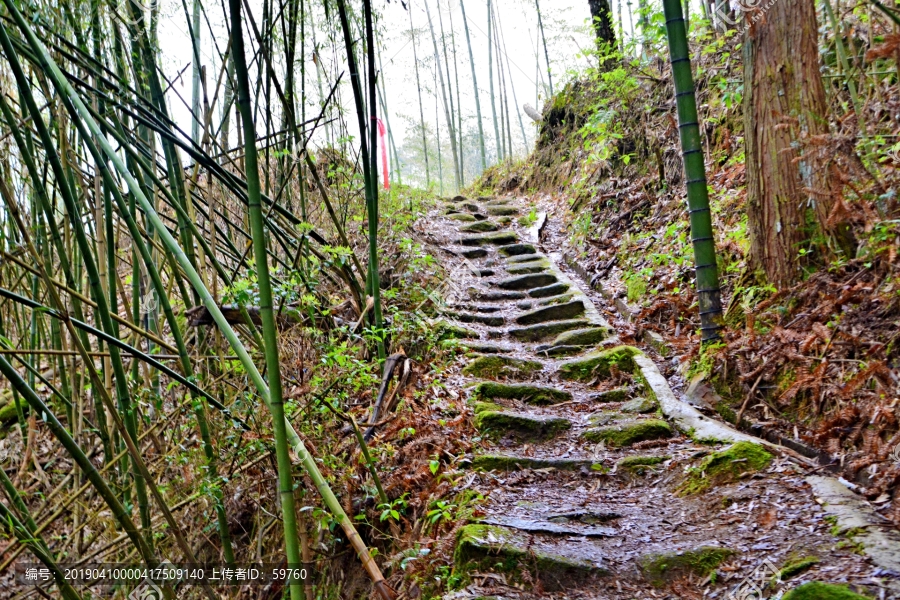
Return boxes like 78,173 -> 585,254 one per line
662,0 -> 723,342
487,0 -> 502,162
227,2 -> 303,598
459,0 -> 488,171
535,0 -> 554,95
410,9 -> 431,187
424,0 -> 462,190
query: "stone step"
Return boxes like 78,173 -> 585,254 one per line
447,304 -> 503,314
484,198 -> 511,206
551,327 -> 610,347
460,247 -> 488,259
639,546 -> 734,587
481,516 -> 616,538
459,220 -> 499,233
459,231 -> 517,246
615,455 -> 669,476
557,345 -> 641,382
446,212 -> 476,222
469,289 -> 527,301
621,397 -> 658,413
536,344 -> 590,358
471,381 -> 572,405
581,418 -> 672,447
461,202 -> 481,212
498,243 -> 536,256
458,342 -> 511,354
506,253 -> 546,264
529,282 -> 570,298
449,194 -> 468,202
462,355 -> 543,379
434,320 -> 479,340
454,524 -> 606,591
506,259 -> 550,275
509,319 -> 593,342
498,273 -> 558,291
474,409 -> 571,439
470,454 -> 599,471
516,300 -> 586,325
441,311 -> 504,326
589,388 -> 631,402
486,205 -> 518,216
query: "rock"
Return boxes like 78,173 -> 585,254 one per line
462,202 -> 481,212
507,253 -> 547,264
459,232 -> 517,246
509,319 -> 593,342
516,301 -> 533,310
454,524 -> 606,590
536,344 -> 590,357
537,292 -> 575,306
516,300 -> 586,325
471,382 -> 572,405
469,290 -> 527,301
616,455 -> 669,476
498,273 -> 558,291
460,220 -> 499,233
621,397 -> 658,414
677,441 -> 773,495
639,545 -> 735,586
470,454 -> 598,471
481,516 -> 616,538
782,582 -> 870,600
460,248 -> 488,259
589,388 -> 631,402
642,329 -> 669,356
450,195 -> 468,202
434,320 -> 479,340
484,198 -> 510,206
506,260 -> 550,275
552,327 -> 609,347
581,418 -> 672,447
474,269 -> 495,277
448,304 -> 502,313
486,206 -> 518,216
462,355 -> 543,379
446,213 -> 476,222
441,311 -> 504,326
497,216 -> 512,225
557,345 -> 641,382
529,283 -> 570,298
475,410 -> 570,439
497,243 -> 536,256
458,342 -> 511,354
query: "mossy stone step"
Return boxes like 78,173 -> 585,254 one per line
448,304 -> 502,314
459,232 -> 517,246
621,397 -> 658,414
581,418 -> 672,447
529,283 -> 570,298
462,355 -> 543,379
449,194 -> 468,202
458,342 -> 511,354
509,319 -> 592,342
507,253 -> 546,263
442,311 -> 505,326
537,292 -> 576,306
462,202 -> 481,212
498,243 -> 536,256
589,387 -> 630,402
677,441 -> 773,495
469,290 -> 527,301
484,198 -> 510,206
481,516 -> 616,538
460,248 -> 488,259
470,454 -> 599,471
557,345 -> 641,381
506,260 -> 550,275
475,410 -> 570,439
639,545 -> 735,587
536,344 -> 590,358
471,381 -> 572,405
551,327 -> 609,347
782,583 -> 871,600
454,524 -> 606,590
486,205 -> 518,216
516,300 -> 585,325
435,320 -> 479,340
459,220 -> 499,233
446,212 -> 477,222
498,273 -> 558,291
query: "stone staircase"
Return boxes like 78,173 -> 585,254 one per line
431,195 -> 892,599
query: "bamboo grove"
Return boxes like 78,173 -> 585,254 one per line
0,0 -> 432,597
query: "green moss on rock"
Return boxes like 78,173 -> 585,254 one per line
474,410 -> 571,439
552,327 -> 609,347
506,260 -> 550,275
472,401 -> 504,414
581,419 -> 672,447
557,345 -> 642,381
447,213 -> 477,222
639,546 -> 735,586
470,454 -> 593,471
515,300 -> 586,325
617,455 -> 669,476
678,441 -> 773,495
460,220 -> 500,233
0,400 -> 21,423
486,206 -> 518,216
509,319 -> 592,342
462,355 -> 543,379
498,243 -> 536,256
472,382 -> 571,405
779,556 -> 820,580
782,582 -> 870,600
435,320 -> 479,340
621,397 -> 658,414
590,388 -> 630,402
459,231 -> 517,246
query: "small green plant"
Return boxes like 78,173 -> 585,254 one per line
378,493 -> 409,522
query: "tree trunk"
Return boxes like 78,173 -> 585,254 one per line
459,0 -> 487,171
535,0 -> 553,95
488,0 -> 502,162
743,0 -> 838,287
588,0 -> 616,48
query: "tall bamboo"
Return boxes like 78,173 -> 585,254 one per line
459,0 -> 487,171
424,0 -> 462,190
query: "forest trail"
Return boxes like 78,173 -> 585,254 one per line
430,195 -> 900,599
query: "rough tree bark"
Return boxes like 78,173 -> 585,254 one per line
743,0 -> 841,287
588,0 -> 616,48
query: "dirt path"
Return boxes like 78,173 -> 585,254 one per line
430,195 -> 898,599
